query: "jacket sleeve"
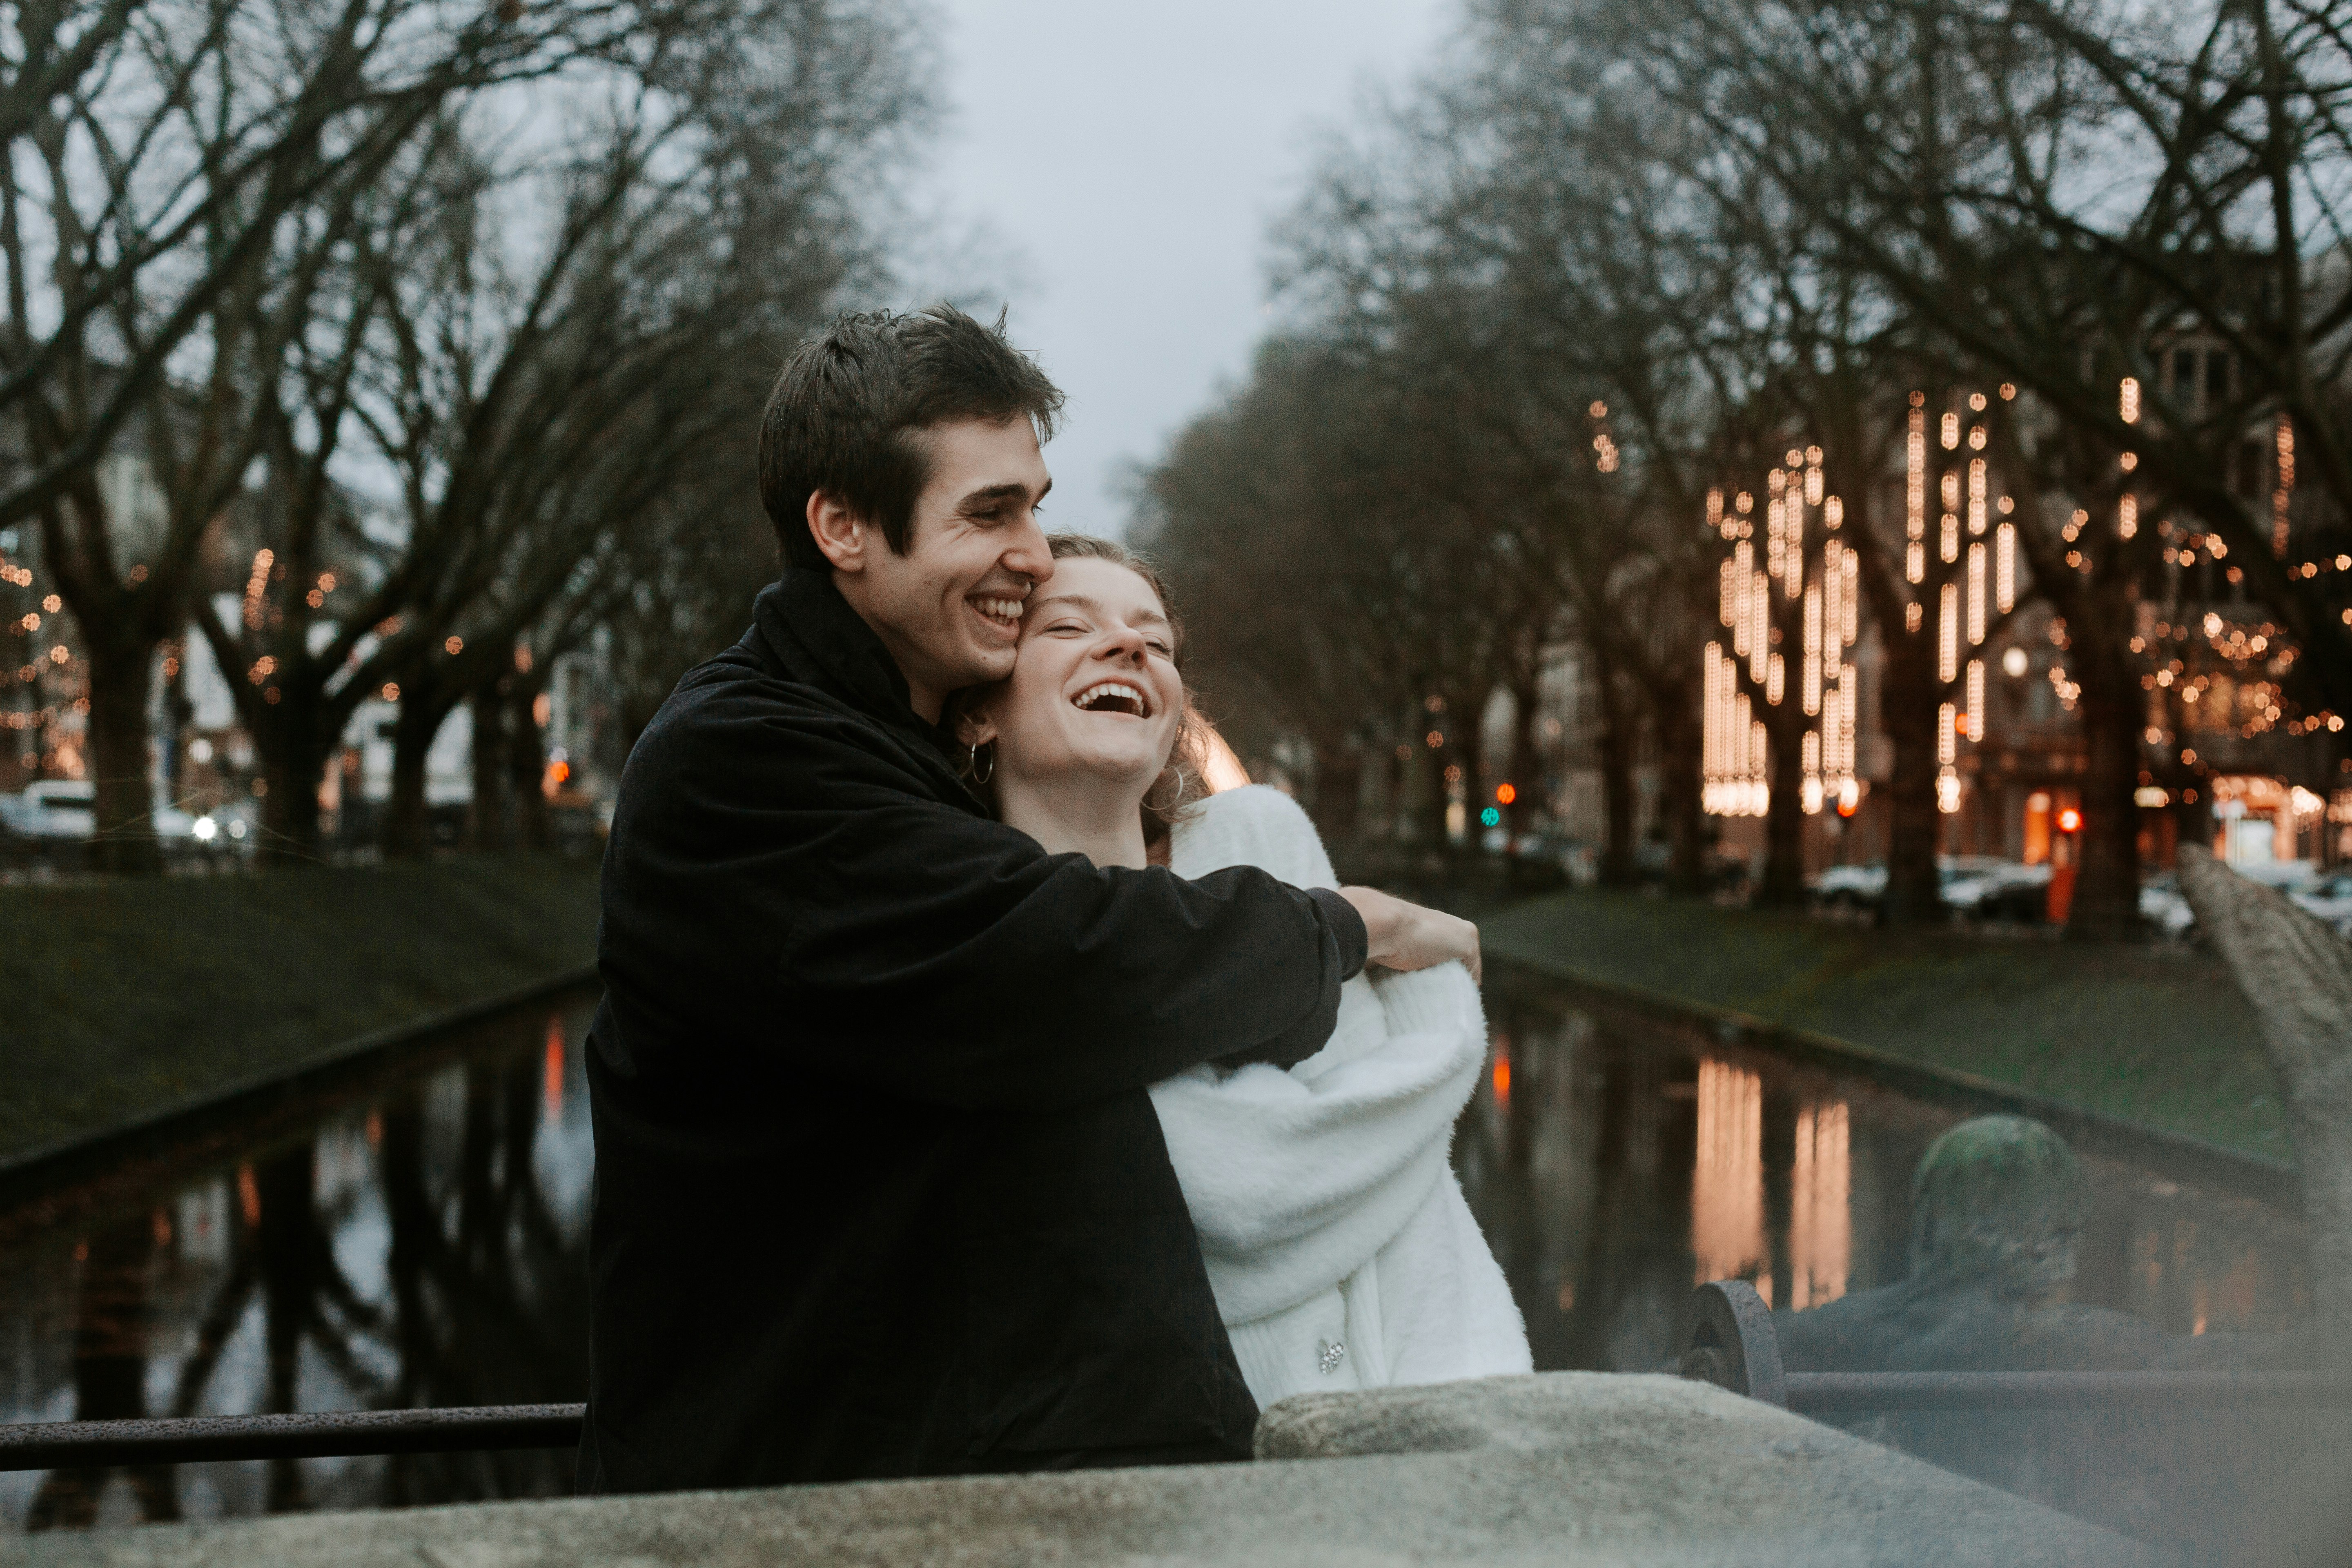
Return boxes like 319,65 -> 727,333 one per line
599,685 -> 1366,1112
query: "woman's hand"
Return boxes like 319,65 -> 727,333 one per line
1336,886 -> 1481,985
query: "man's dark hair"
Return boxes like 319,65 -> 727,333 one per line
759,305 -> 1065,570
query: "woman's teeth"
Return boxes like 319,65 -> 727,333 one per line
974,596 -> 1025,624
1073,681 -> 1148,717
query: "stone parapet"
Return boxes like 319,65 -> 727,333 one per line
24,1374 -> 2154,1566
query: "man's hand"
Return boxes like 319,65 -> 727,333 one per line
1337,886 -> 1482,985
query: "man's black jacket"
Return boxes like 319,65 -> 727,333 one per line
578,567 -> 1367,1492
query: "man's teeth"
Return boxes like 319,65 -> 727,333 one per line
1073,682 -> 1148,715
974,596 -> 1025,621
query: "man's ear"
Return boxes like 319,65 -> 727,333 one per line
806,490 -> 866,573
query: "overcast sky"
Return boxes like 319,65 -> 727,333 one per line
912,0 -> 1455,535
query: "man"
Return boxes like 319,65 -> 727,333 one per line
580,305 -> 1477,1492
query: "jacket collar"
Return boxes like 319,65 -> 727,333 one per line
749,567 -> 959,756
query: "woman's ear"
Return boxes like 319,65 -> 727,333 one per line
955,708 -> 999,748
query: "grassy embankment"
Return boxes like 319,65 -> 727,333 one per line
1482,890 -> 2286,1160
2,857 -> 600,1165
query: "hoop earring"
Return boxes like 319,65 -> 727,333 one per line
969,742 -> 994,786
1147,764 -> 1188,810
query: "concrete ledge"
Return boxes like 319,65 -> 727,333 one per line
25,1375 -> 2156,1566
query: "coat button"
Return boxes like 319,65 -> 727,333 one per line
1317,1338 -> 1346,1374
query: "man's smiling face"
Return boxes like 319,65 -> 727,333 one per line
827,416 -> 1054,721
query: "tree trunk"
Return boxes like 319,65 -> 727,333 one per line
254,686 -> 329,864
158,650 -> 193,815
1307,733 -> 1364,845
82,633 -> 160,875
2067,653 -> 2144,942
1755,705 -> 1809,908
468,685 -> 509,852
1594,663 -> 1638,888
1446,685 -> 1485,854
1503,679 -> 1540,841
1879,625 -> 1947,927
382,695 -> 449,860
508,679 -> 551,852
1651,680 -> 1707,895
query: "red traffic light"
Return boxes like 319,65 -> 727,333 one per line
1495,783 -> 1517,805
2056,807 -> 2082,833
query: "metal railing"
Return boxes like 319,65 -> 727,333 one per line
0,1405 -> 582,1472
1678,1279 -> 2352,1414
4,1282 -> 2346,1473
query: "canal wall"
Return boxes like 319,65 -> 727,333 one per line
0,858 -> 599,1196
20,1374 -> 2161,1567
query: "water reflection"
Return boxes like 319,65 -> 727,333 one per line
1691,1060 -> 1766,1301
0,997 -> 598,1530
1787,1101 -> 1851,1311
1460,979 -> 2310,1374
0,976 -> 2316,1537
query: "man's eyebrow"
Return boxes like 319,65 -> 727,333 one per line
956,475 -> 1051,513
954,482 -> 1028,512
1033,592 -> 1170,626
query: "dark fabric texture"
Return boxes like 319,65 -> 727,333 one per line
579,566 -> 1366,1494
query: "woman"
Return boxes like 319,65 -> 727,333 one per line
954,534 -> 1529,1410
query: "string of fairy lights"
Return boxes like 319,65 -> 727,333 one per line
1704,374 -> 2345,826
0,539 -> 80,762
1701,446 -> 1863,817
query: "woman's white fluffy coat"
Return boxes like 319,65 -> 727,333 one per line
1152,786 -> 1530,1408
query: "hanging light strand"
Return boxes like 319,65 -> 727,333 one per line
2274,414 -> 2295,557
1803,575 -> 1823,716
1939,582 -> 1961,683
1967,541 -> 1987,645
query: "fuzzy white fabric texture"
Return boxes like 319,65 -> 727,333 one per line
1152,785 -> 1531,1409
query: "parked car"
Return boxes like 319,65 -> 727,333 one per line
2230,858 -> 2322,895
2139,873 -> 2197,938
1807,856 -> 2031,918
1944,859 -> 2053,922
1503,830 -> 1575,892
2290,870 -> 2352,937
5,779 -> 95,839
1809,862 -> 1886,912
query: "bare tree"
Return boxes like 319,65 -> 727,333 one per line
1,0 -> 676,869
185,0 -> 918,859
1581,0 -> 2352,927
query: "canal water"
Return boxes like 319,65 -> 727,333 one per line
0,971 -> 2312,1534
